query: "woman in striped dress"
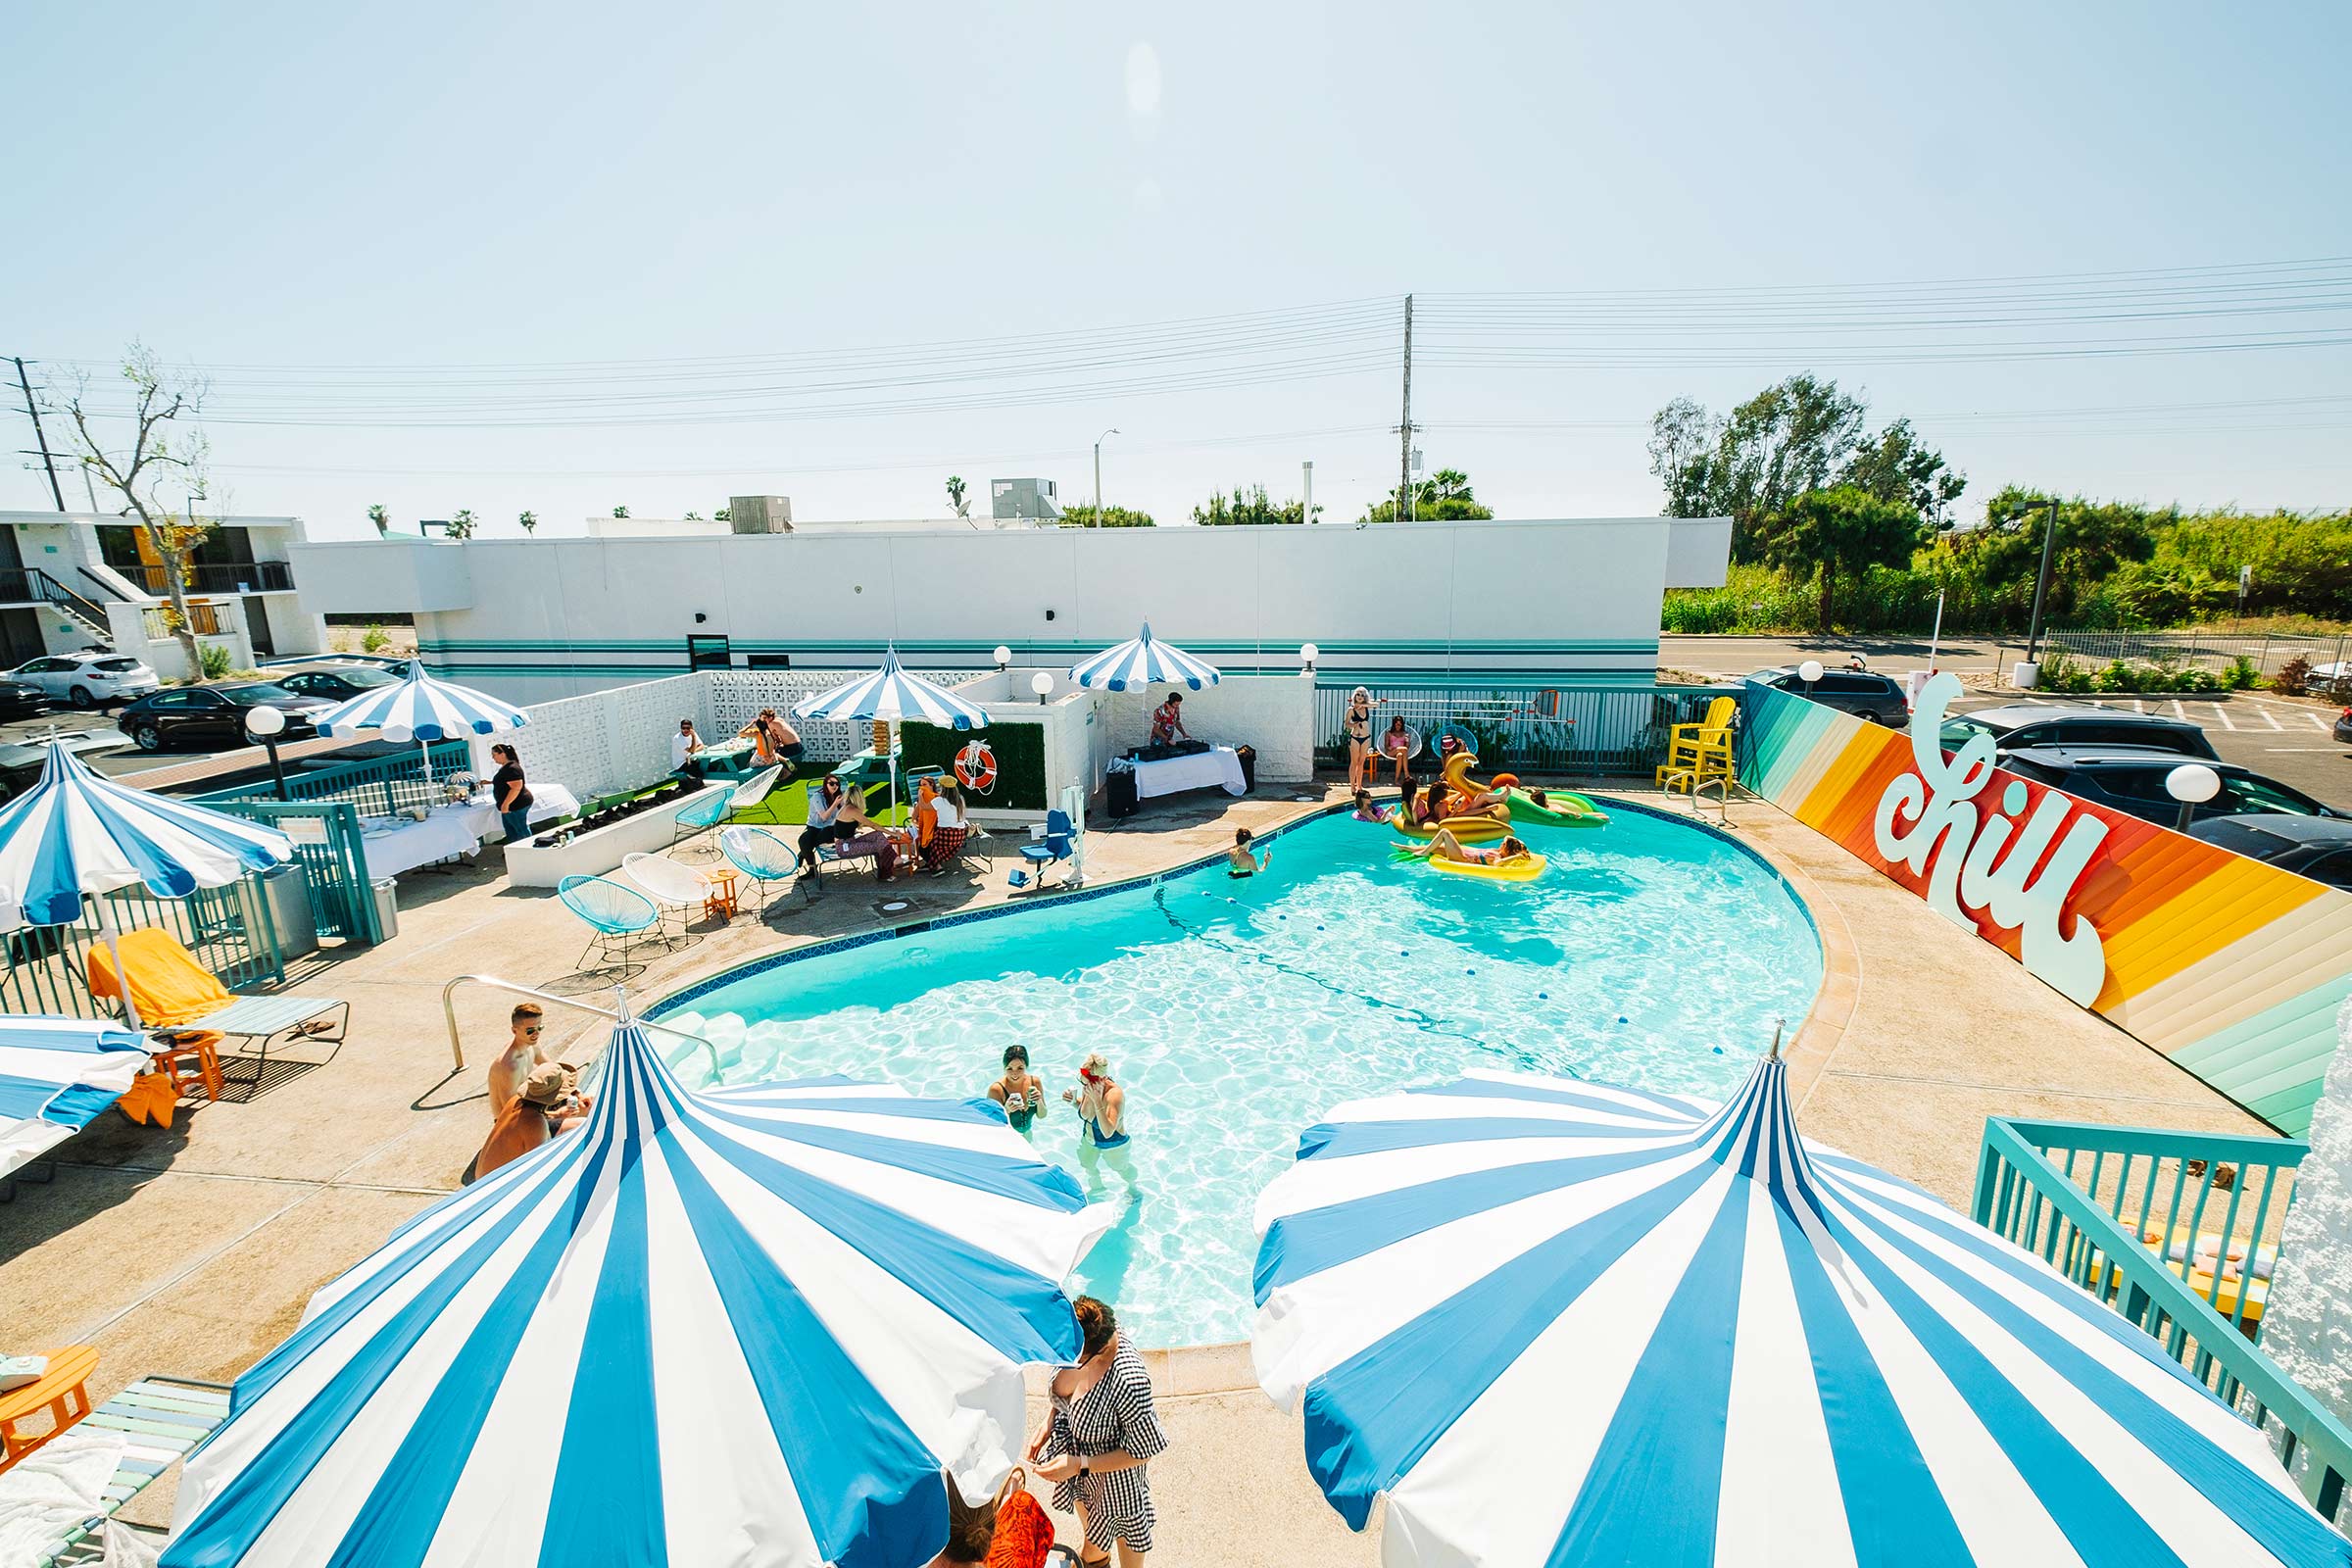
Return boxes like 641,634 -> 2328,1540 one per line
1031,1297 -> 1167,1565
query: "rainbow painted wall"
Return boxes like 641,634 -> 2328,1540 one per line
1740,679 -> 2352,1133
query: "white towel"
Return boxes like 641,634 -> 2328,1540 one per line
0,1427 -> 126,1568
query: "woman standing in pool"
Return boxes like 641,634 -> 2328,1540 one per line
1031,1296 -> 1168,1566
1063,1053 -> 1128,1148
989,1044 -> 1048,1132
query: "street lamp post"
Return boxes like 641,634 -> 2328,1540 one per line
2022,498 -> 2060,666
1094,428 -> 1119,525
244,704 -> 289,800
2165,761 -> 2221,833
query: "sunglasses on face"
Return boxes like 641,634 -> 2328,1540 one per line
522,1026 -> 542,1036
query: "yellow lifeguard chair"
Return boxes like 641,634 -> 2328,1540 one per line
1656,696 -> 1737,788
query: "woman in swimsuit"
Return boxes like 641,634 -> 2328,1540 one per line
1343,687 -> 1380,793
989,1044 -> 1048,1132
1397,829 -> 1531,867
1380,713 -> 1413,786
1063,1053 -> 1129,1149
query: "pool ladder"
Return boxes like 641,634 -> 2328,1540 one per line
1657,767 -> 1735,827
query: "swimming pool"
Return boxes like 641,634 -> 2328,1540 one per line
651,803 -> 1822,1346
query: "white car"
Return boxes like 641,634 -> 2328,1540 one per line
9,652 -> 162,710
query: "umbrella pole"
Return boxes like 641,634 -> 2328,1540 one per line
96,901 -> 143,1032
418,736 -> 434,788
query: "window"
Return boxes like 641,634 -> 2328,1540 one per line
20,658 -> 64,673
2091,766 -> 2180,804
1939,715 -> 1995,750
91,659 -> 142,673
2219,776 -> 2325,816
2297,851 -> 2352,889
181,690 -> 229,709
145,692 -> 192,710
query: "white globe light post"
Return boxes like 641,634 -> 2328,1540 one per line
243,703 -> 289,800
2165,761 -> 2222,832
1029,670 -> 1055,700
1797,659 -> 1824,699
1299,642 -> 1319,678
993,644 -> 1012,672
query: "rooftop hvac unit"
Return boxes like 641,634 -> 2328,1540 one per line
991,477 -> 1061,520
728,495 -> 793,534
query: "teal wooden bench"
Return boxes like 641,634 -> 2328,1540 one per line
33,1375 -> 232,1567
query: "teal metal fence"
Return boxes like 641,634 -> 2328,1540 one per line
1310,684 -> 1720,774
0,882 -> 286,1020
192,741 -> 471,815
1974,1116 -> 2350,1519
216,800 -> 384,944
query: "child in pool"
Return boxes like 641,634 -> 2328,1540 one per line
1350,788 -> 1386,821
1227,826 -> 1269,876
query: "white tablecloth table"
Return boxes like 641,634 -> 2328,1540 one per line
1121,746 -> 1247,801
359,784 -> 581,878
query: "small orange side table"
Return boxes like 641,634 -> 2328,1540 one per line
0,1346 -> 98,1471
702,866 -> 742,920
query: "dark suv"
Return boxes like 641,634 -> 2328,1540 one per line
2001,747 -> 2341,828
117,682 -> 333,752
1939,703 -> 2218,761
1746,667 -> 1911,724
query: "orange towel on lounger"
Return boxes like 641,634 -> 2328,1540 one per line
85,929 -> 236,1029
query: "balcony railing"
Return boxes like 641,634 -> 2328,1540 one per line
0,565 -> 112,627
130,560 -> 295,595
1974,1116 -> 2351,1520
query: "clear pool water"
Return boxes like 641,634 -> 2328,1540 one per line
653,805 -> 1822,1346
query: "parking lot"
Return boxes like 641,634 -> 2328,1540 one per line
1943,690 -> 2352,810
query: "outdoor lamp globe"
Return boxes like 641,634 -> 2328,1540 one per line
993,645 -> 1012,669
1298,642 -> 1319,664
2166,763 -> 2222,805
1030,671 -> 1054,698
1797,660 -> 1825,684
243,705 -> 286,739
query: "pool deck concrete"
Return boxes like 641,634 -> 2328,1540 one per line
0,780 -> 2276,1562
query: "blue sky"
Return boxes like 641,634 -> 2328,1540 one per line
6,1 -> 2347,536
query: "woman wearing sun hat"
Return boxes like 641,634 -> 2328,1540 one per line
1063,1053 -> 1129,1150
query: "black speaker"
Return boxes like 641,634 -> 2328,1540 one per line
1106,768 -> 1139,818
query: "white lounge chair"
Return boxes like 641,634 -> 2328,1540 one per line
621,852 -> 716,942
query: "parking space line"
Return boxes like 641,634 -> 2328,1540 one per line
2311,711 -> 2334,733
2210,705 -> 2236,730
2262,709 -> 2284,731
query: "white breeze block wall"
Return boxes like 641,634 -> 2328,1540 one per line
1102,675 -> 1315,781
2253,994 -> 2352,1523
707,667 -> 988,762
476,673 -> 708,801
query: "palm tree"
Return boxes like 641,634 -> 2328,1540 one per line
946,476 -> 969,518
367,503 -> 388,536
518,510 -> 538,535
449,509 -> 477,540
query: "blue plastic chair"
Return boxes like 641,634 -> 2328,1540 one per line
1017,808 -> 1076,888
719,825 -> 801,912
671,787 -> 732,853
557,874 -> 662,974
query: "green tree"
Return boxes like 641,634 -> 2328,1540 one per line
1194,485 -> 1311,525
1361,468 -> 1491,522
1648,374 -> 1867,558
1839,416 -> 1965,527
517,510 -> 538,534
367,503 -> 389,537
1059,503 -> 1156,527
448,508 -> 477,540
1757,486 -> 1924,631
1957,487 -> 2161,618
945,476 -> 970,519
611,505 -> 629,518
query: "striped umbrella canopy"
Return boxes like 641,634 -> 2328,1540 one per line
310,663 -> 529,742
0,1014 -> 151,1179
1252,1055 -> 2348,1568
1068,620 -> 1221,692
0,742 -> 291,1032
792,646 -> 992,730
165,1016 -> 1111,1568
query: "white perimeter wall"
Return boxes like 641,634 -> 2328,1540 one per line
290,517 -> 1731,705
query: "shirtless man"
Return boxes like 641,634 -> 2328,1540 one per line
486,1003 -> 592,1119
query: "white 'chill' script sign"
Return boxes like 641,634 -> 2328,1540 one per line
1870,672 -> 2109,1005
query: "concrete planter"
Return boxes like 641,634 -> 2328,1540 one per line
504,782 -> 728,889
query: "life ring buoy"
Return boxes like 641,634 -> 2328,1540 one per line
954,741 -> 998,793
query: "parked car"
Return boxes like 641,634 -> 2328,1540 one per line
116,682 -> 335,753
2333,705 -> 2351,747
1999,747 -> 2343,828
0,678 -> 48,719
2186,814 -> 2352,890
7,653 -> 161,710
269,662 -> 404,703
1938,703 -> 2219,762
1746,666 -> 1912,724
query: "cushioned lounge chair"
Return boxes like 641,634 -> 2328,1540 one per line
85,930 -> 349,1091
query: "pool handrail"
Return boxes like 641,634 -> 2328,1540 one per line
440,973 -> 717,1075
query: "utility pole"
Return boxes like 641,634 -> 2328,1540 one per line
2024,497 -> 2061,665
1397,295 -> 1415,521
11,358 -> 67,512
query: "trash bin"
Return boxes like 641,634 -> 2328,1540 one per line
1235,745 -> 1257,794
369,877 -> 400,944
1106,766 -> 1139,819
241,861 -> 318,961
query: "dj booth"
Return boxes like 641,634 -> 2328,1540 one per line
1105,741 -> 1254,816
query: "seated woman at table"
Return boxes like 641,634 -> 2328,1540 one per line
670,718 -> 705,772
796,774 -> 858,876
489,744 -> 533,844
923,782 -> 970,872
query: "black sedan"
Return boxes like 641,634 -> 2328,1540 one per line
0,678 -> 48,719
2188,814 -> 2352,890
117,682 -> 334,753
1999,747 -> 2343,829
270,663 -> 403,703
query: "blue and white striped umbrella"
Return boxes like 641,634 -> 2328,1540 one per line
0,742 -> 292,931
1252,1057 -> 2348,1568
0,1014 -> 151,1179
166,1018 -> 1111,1568
310,663 -> 529,741
1068,621 -> 1221,692
793,646 -> 991,730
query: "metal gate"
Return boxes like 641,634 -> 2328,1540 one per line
218,799 -> 385,944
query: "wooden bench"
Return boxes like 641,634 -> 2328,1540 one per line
0,1346 -> 98,1471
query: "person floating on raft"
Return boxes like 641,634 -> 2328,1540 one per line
1394,828 -> 1546,881
1388,750 -> 1511,841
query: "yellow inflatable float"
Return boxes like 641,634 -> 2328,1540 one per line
1423,850 -> 1548,882
1387,751 -> 1513,841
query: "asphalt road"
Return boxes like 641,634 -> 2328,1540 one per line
1660,633 -> 2012,678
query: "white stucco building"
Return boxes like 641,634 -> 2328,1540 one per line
0,509 -> 328,676
288,514 -> 1732,704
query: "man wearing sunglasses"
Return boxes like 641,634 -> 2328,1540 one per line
485,1003 -> 590,1121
